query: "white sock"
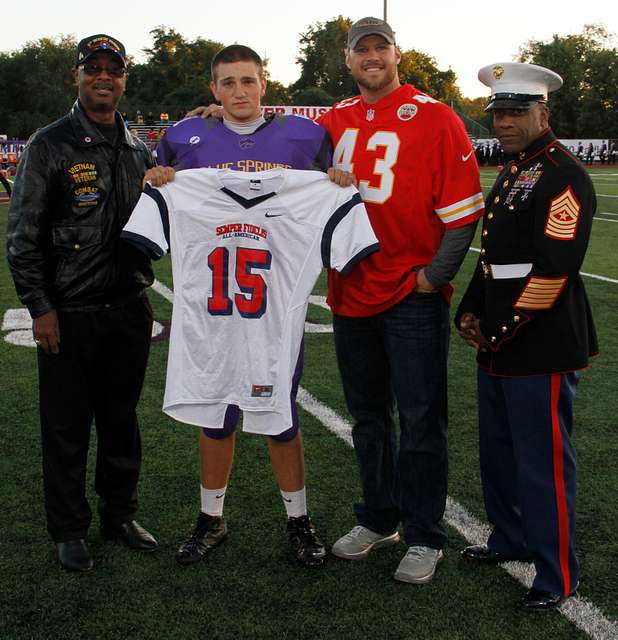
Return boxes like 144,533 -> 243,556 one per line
200,485 -> 227,517
280,488 -> 307,518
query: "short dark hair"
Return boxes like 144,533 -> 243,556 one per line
211,45 -> 263,81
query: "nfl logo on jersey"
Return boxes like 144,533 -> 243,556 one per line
366,109 -> 375,121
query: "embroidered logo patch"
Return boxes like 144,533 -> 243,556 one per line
366,109 -> 375,121
73,186 -> 101,207
515,276 -> 567,310
545,186 -> 581,240
397,104 -> 418,121
68,162 -> 97,184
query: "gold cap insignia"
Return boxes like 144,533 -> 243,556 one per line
493,65 -> 504,79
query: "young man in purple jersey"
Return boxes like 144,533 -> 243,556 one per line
145,45 -> 346,569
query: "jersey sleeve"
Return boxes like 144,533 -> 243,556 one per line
432,109 -> 484,229
321,189 -> 379,276
121,184 -> 171,259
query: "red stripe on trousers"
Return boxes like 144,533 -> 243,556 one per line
550,373 -> 571,596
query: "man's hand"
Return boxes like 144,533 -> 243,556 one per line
33,310 -> 60,354
327,168 -> 357,187
414,267 -> 436,293
186,104 -> 224,119
143,166 -> 176,188
457,312 -> 490,350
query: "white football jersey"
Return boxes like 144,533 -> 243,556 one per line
122,168 -> 379,434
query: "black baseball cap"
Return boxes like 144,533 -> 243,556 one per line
75,34 -> 126,67
347,17 -> 396,49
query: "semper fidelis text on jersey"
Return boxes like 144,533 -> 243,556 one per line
455,130 -> 598,376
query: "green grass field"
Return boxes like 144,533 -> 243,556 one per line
1,168 -> 616,640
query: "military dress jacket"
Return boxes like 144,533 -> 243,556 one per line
455,129 -> 598,376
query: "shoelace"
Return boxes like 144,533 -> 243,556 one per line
405,546 -> 431,559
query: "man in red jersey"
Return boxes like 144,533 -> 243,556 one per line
318,17 -> 484,583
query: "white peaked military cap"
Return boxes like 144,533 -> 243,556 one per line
478,62 -> 563,111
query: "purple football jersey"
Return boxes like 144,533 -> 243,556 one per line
156,114 -> 332,172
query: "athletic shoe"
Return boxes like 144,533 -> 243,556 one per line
287,515 -> 326,567
175,512 -> 228,566
394,546 -> 443,584
331,525 -> 400,560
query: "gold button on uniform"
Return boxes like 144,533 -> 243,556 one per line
508,204 -> 515,211
501,326 -> 508,333
488,212 -> 494,220
503,180 -> 509,187
513,315 -> 520,323
494,196 -> 499,204
491,336 -> 497,343
511,165 -> 518,174
74,244 -> 80,250
480,248 -> 486,256
482,230 -> 488,237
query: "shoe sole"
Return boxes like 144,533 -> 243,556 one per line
394,549 -> 444,584
331,531 -> 401,560
175,531 -> 229,567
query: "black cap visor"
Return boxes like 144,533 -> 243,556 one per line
485,93 -> 545,112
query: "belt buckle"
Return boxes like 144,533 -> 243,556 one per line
482,263 -> 493,280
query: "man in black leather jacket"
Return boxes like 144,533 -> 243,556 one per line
6,34 -> 158,572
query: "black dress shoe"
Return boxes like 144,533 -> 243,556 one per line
520,583 -> 579,612
461,544 -> 533,563
55,539 -> 93,572
101,520 -> 158,552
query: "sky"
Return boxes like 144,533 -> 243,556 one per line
3,0 -> 618,98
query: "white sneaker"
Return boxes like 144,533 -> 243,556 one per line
331,525 -> 400,560
394,546 -> 444,584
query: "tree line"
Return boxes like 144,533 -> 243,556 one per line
0,18 -> 616,139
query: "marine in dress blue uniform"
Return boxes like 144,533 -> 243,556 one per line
455,62 -> 598,611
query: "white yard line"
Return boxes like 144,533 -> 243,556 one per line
296,387 -> 618,640
595,218 -> 618,223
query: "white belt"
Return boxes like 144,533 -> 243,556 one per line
489,263 -> 532,279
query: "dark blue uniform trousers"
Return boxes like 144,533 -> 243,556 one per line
478,368 -> 579,596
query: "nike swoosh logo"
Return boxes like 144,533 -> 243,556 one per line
462,151 -> 473,162
215,493 -> 226,499
265,213 -> 282,218
282,497 -> 292,503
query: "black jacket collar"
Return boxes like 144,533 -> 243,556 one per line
69,100 -> 138,149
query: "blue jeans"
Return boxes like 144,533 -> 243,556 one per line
333,291 -> 449,548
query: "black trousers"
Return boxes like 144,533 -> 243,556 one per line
37,295 -> 153,542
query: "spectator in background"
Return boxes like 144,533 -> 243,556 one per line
585,142 -> 594,165
0,169 -> 11,198
600,142 -> 607,165
576,141 -> 584,160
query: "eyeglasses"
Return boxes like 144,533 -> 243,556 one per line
79,63 -> 126,78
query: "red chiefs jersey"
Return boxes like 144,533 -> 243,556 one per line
319,84 -> 484,316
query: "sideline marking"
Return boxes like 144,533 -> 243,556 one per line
296,387 -> 618,640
